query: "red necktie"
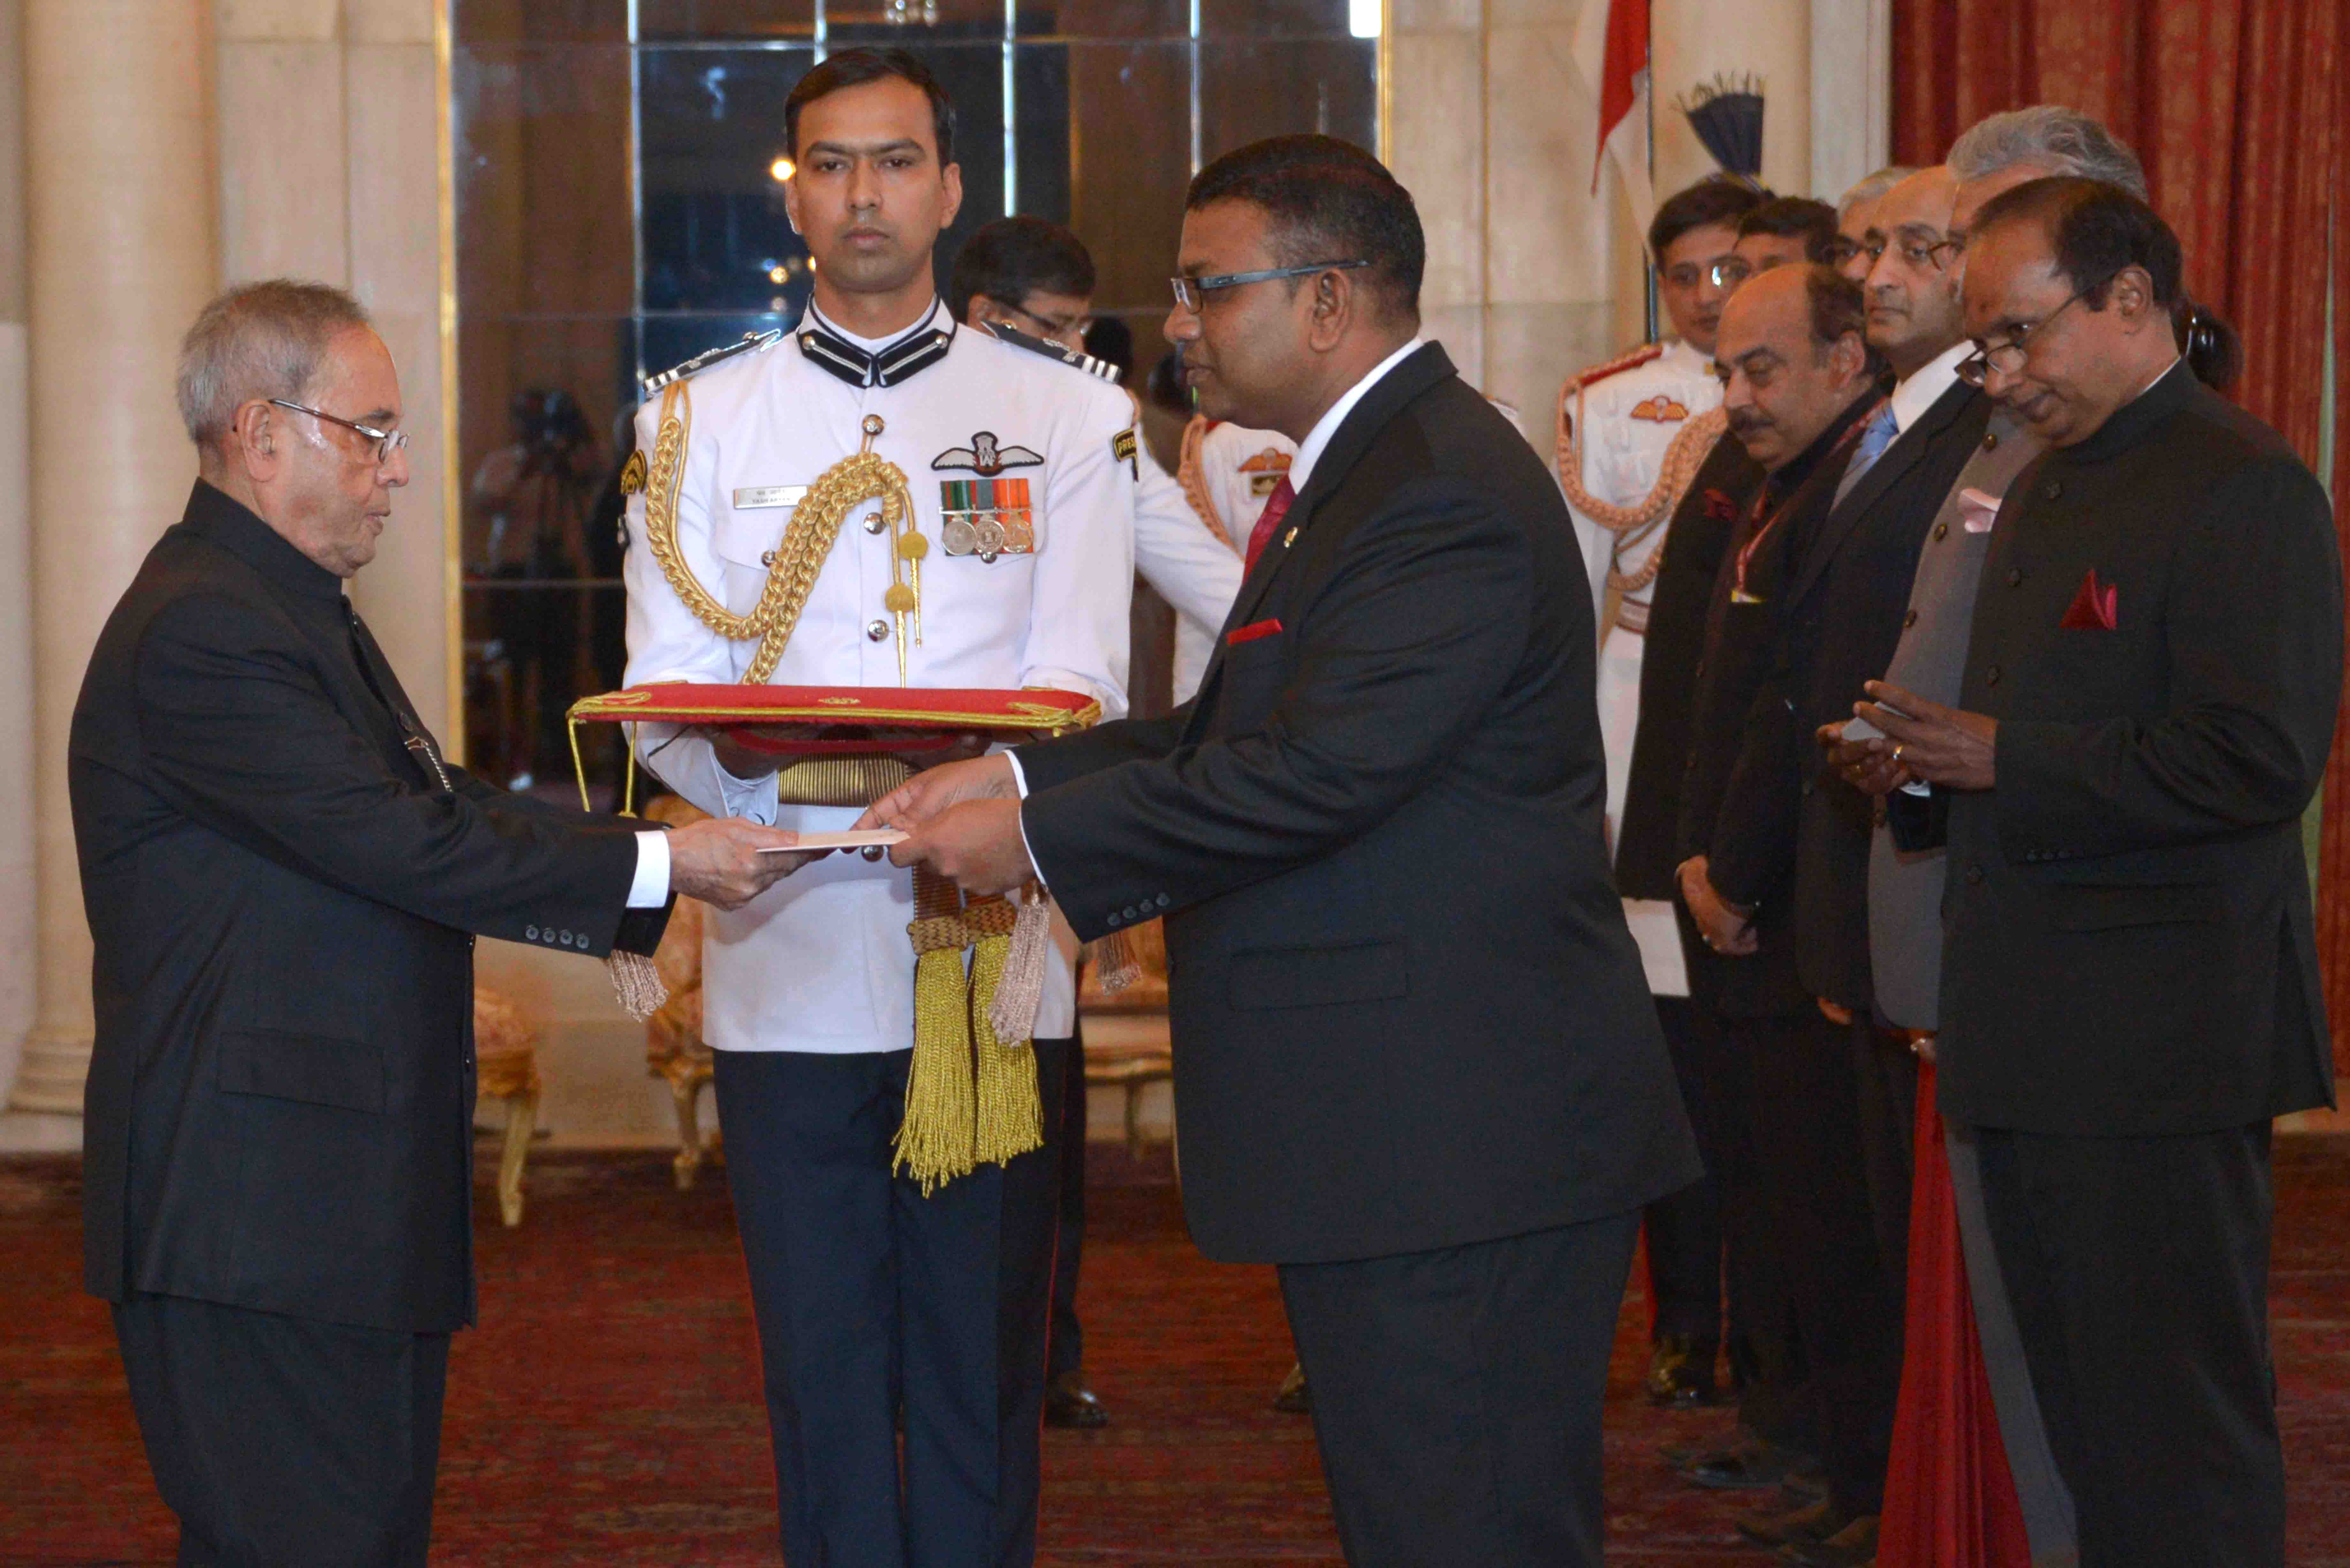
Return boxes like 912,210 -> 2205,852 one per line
1244,476 -> 1296,572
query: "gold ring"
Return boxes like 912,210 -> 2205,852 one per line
1893,743 -> 1906,763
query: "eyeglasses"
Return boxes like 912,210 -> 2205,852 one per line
1004,300 -> 1094,341
269,399 -> 409,465
1706,258 -> 1754,288
1169,260 -> 1369,313
1955,290 -> 2087,387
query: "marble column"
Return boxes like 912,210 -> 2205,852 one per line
0,0 -> 35,1105
10,0 -> 218,1111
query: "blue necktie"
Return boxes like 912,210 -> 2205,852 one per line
1835,403 -> 1900,506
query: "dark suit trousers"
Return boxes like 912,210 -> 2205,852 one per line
1850,1018 -> 1918,1336
1643,995 -> 1728,1345
112,1292 -> 448,1567
1974,1121 -> 2284,1568
1045,1017 -> 1087,1382
1749,1007 -> 1904,1516
715,1040 -> 1070,1568
1278,1209 -> 1640,1568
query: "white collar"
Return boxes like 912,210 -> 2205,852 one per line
1287,337 -> 1428,495
1888,339 -> 1975,434
805,296 -> 946,353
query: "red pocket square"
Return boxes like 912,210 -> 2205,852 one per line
1227,618 -> 1283,646
2060,569 -> 2119,630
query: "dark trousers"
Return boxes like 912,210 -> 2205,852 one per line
1851,1017 -> 1919,1301
1278,1210 -> 1640,1568
1045,1016 -> 1087,1382
1974,1120 -> 2284,1568
715,1039 -> 1070,1568
1642,994 -> 1728,1346
1715,1011 -> 1810,1454
112,1292 -> 448,1567
1748,1007 -> 1904,1516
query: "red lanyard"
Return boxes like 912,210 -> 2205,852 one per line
1732,397 -> 1887,600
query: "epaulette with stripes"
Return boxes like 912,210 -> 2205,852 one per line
1569,341 -> 1665,392
983,320 -> 1122,382
641,328 -> 784,396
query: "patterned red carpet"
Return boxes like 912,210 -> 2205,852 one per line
4,1136 -> 2348,1566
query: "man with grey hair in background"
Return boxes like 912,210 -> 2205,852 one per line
72,278 -> 801,1565
1831,165 -> 1914,282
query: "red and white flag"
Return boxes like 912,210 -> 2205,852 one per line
1576,0 -> 1655,232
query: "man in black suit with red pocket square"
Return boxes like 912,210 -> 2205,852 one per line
863,135 -> 1700,1567
1854,179 -> 2340,1568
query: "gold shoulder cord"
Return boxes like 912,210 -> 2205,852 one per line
1176,414 -> 1238,553
640,385 -> 917,683
1554,387 -> 1728,634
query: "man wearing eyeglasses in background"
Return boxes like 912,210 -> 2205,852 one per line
72,279 -> 803,1565
1846,176 -> 2338,1568
1684,161 -> 1992,1567
1820,107 -> 2155,1566
868,133 -> 1699,1567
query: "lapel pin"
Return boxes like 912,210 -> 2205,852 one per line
1283,526 -> 1298,548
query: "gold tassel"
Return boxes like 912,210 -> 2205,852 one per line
607,949 -> 669,1021
895,871 -> 979,1194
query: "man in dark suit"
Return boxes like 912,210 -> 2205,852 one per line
72,279 -> 801,1566
866,135 -> 1699,1566
1671,266 -> 1889,1540
1859,180 -> 2340,1566
1690,170 -> 1992,1567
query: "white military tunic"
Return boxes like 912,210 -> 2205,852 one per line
1559,339 -> 1723,997
623,299 -> 1135,1054
1131,456 -> 1243,705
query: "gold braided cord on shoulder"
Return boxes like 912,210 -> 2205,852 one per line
1554,383 -> 1727,538
1176,415 -> 1238,553
639,381 -> 916,683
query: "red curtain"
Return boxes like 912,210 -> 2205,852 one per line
1892,0 -> 2350,1070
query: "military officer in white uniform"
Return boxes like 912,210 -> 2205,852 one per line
949,215 -> 1248,707
1170,416 -> 1292,695
619,51 -> 1132,1568
1555,175 -> 1763,1406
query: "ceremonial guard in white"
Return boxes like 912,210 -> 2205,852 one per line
621,291 -> 1133,1568
620,52 -> 1137,1566
1555,338 -> 1724,993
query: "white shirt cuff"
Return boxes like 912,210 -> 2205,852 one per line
627,830 -> 671,908
1003,751 -> 1046,892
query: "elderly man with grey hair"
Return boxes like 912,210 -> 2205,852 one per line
72,278 -> 802,1565
1831,165 -> 1915,281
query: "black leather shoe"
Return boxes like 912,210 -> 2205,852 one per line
1272,1361 -> 1311,1413
1044,1369 -> 1108,1429
1681,1438 -> 1799,1490
1779,1461 -> 1829,1504
1777,1513 -> 1878,1566
1735,1496 -> 1846,1547
1644,1333 -> 1722,1407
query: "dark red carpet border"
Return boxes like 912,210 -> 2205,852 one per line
4,1137 -> 2349,1565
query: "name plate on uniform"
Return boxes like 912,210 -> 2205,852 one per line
732,485 -> 808,510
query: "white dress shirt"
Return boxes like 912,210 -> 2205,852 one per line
623,298 -> 1136,1052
